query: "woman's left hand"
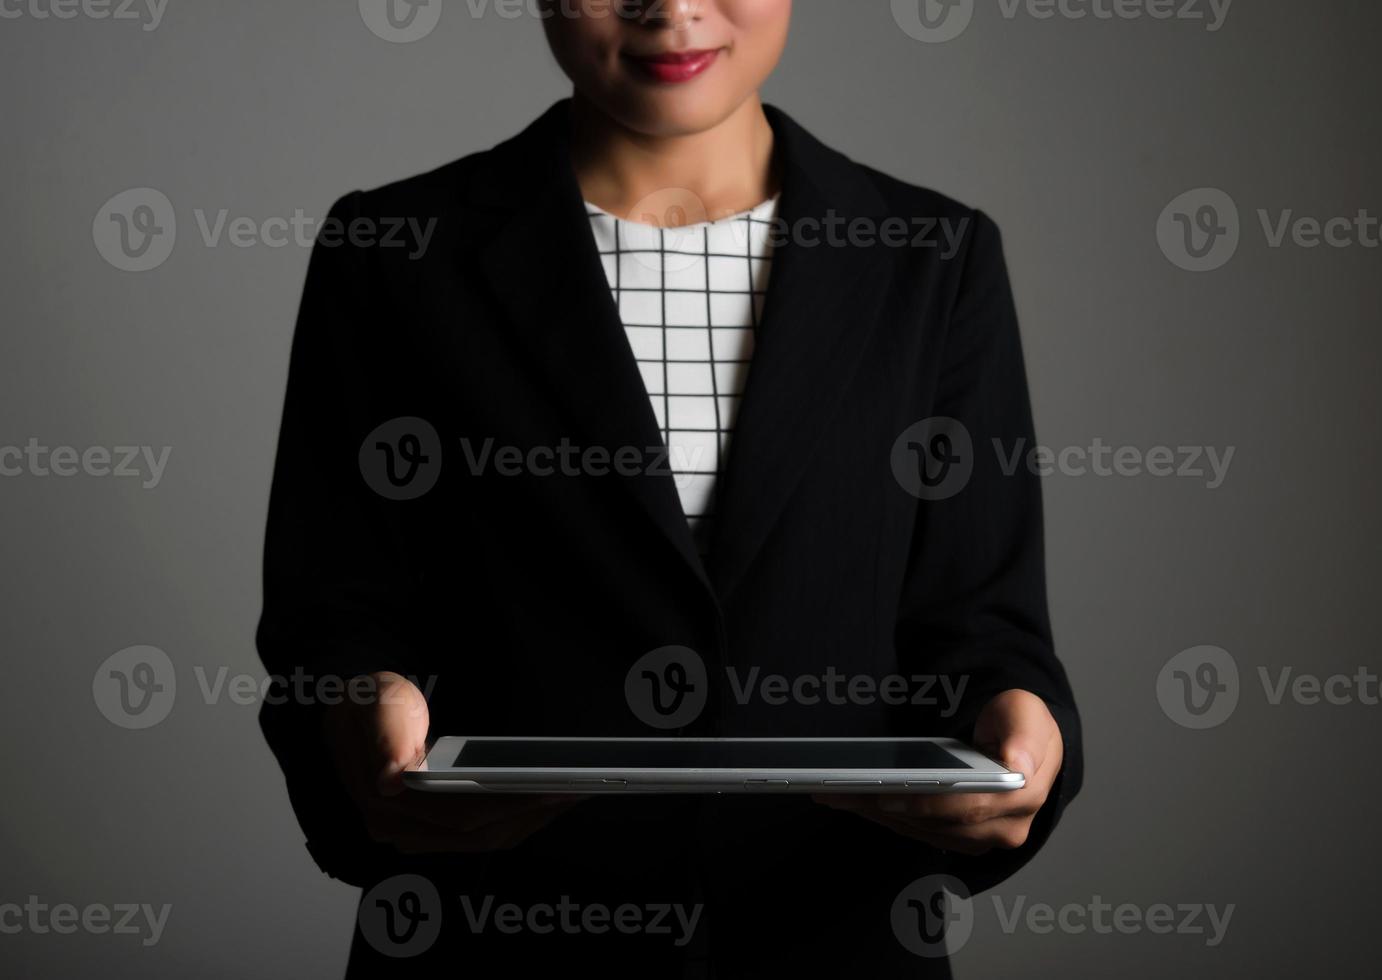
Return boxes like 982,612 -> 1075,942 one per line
813,689 -> 1063,855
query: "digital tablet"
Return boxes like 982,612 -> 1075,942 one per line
402,736 -> 1024,794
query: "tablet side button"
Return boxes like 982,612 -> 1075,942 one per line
821,779 -> 884,786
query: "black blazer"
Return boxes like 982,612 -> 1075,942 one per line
257,98 -> 1082,978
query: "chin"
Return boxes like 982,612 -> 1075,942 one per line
613,88 -> 749,139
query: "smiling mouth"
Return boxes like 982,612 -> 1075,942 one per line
622,48 -> 724,84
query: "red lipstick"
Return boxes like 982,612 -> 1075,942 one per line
624,48 -> 722,84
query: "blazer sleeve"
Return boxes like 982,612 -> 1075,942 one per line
894,208 -> 1083,893
255,191 -> 429,885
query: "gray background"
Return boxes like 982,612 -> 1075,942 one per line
2,0 -> 1379,976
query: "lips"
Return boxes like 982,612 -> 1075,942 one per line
623,48 -> 722,84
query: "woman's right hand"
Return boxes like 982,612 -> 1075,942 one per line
322,671 -> 585,854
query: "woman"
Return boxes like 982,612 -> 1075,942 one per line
257,1 -> 1082,975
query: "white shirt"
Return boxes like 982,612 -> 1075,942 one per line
586,194 -> 781,554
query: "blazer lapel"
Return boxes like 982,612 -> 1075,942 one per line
470,99 -> 895,601
706,105 -> 896,599
475,101 -> 710,586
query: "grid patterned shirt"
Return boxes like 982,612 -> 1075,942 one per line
586,194 -> 780,555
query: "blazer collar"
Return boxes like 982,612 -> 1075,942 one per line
475,98 -> 894,600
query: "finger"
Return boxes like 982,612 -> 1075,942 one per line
818,788 -> 1039,827
372,725 -> 429,800
975,690 -> 1053,781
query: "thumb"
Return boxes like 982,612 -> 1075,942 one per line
974,689 -> 1048,780
368,673 -> 429,797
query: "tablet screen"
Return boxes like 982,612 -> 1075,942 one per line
452,739 -> 972,770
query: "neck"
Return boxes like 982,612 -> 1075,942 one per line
569,93 -> 780,226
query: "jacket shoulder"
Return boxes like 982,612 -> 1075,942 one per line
854,159 -> 983,228
323,150 -> 490,221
